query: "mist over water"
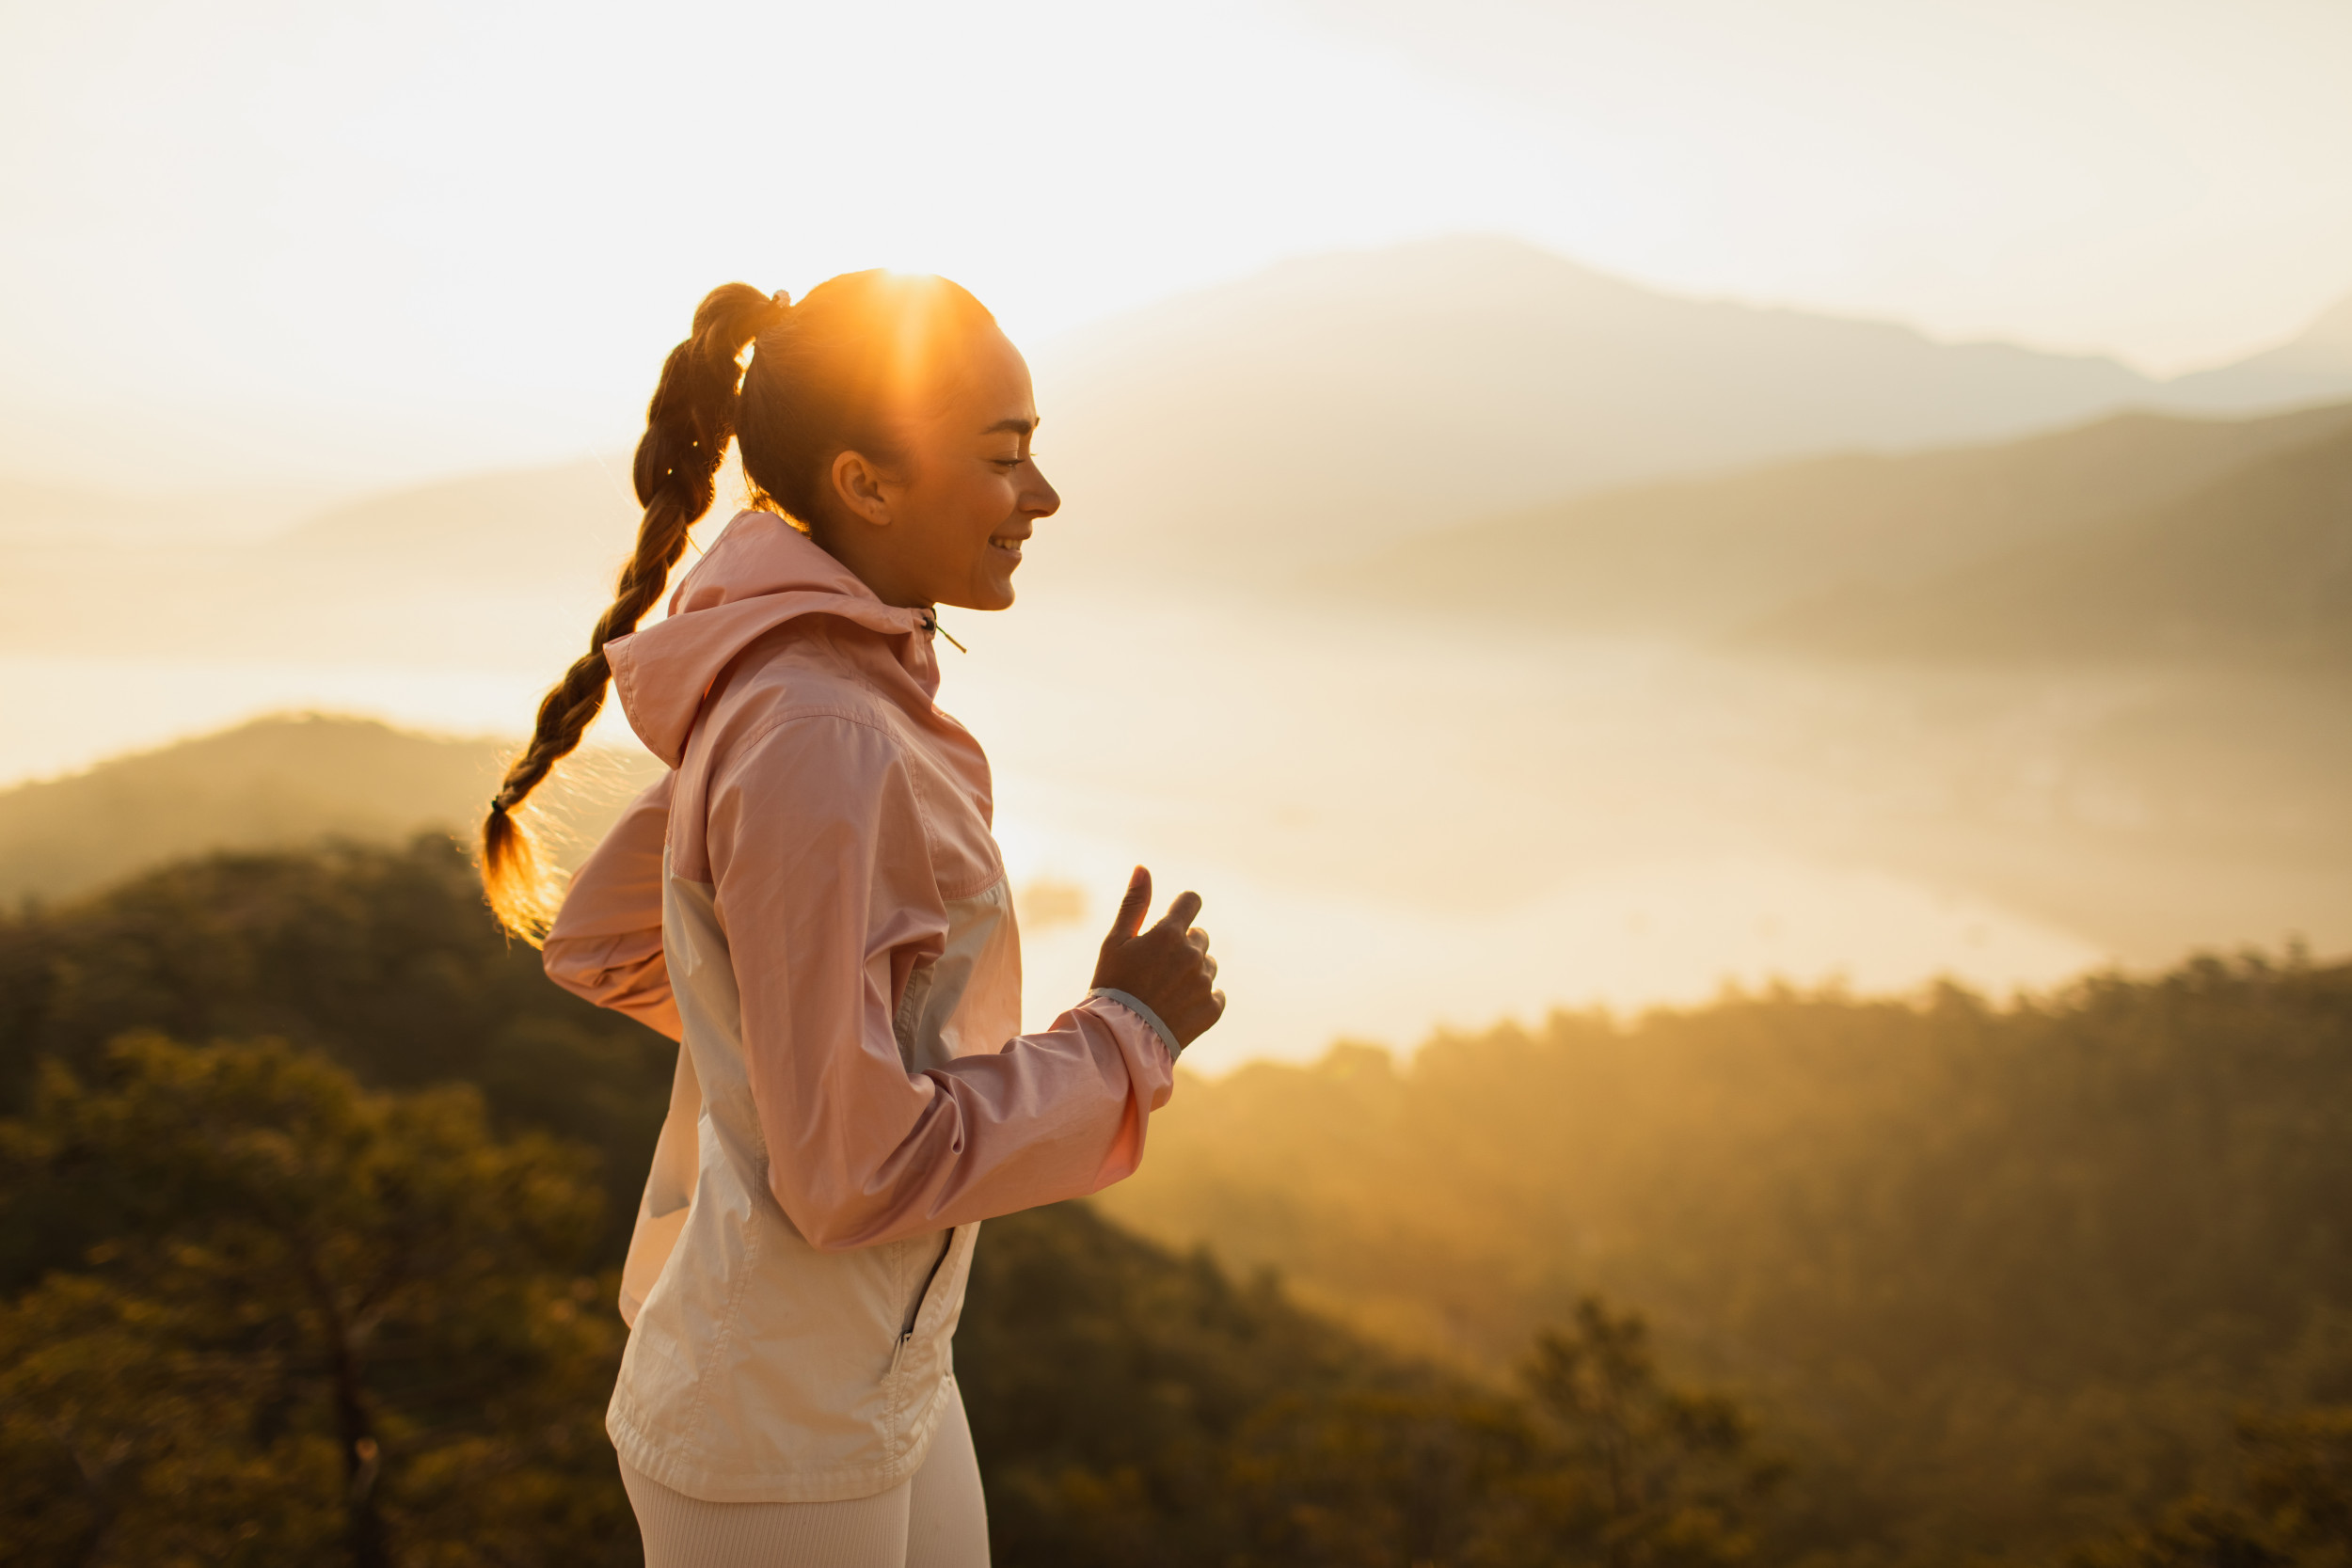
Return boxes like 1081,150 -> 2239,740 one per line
951,589 -> 2145,1067
6,581 -> 2189,1072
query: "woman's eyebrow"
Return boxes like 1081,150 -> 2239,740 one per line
979,417 -> 1038,436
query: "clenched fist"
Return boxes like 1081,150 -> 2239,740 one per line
1090,867 -> 1225,1048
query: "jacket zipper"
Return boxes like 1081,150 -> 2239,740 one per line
890,1232 -> 956,1378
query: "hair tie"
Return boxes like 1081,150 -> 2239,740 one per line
749,290 -> 791,354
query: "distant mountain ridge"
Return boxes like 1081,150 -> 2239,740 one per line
5,235 -> 2349,667
0,475 -> 345,545
1750,422 -> 2352,669
1324,398 -> 2352,666
2163,290 -> 2352,412
281,456 -> 639,569
1030,236 -> 2162,579
1025,237 -> 2352,581
15,236 -> 2345,588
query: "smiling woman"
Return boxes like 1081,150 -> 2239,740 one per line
742,291 -> 1056,615
477,273 -> 1223,1568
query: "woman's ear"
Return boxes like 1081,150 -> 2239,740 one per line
830,449 -> 894,530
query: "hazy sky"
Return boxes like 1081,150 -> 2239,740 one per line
6,0 -> 2349,488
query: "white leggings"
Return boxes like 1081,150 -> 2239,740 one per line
620,1381 -> 990,1568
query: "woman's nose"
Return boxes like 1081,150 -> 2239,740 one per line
1025,466 -> 1061,518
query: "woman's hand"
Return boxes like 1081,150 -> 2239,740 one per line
1090,867 -> 1225,1048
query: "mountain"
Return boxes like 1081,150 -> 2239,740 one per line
2162,290 -> 2352,413
1322,399 -> 2352,637
1028,235 -> 2175,580
279,454 -> 640,572
0,475 -> 344,545
0,451 -> 667,668
0,467 -> 649,666
12,237 -> 2345,647
0,713 -> 662,906
151,236 -> 2179,578
1747,422 -> 2352,670
8,239 -> 2348,602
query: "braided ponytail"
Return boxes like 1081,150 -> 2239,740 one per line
482,268 -> 999,941
480,282 -> 786,941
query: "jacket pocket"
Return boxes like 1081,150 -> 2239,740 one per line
899,1230 -> 955,1339
887,1226 -> 967,1378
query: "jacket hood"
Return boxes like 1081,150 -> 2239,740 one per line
604,510 -> 933,768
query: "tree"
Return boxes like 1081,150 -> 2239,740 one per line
1228,1384 -> 1538,1568
0,836 -> 675,1269
2070,1405 -> 2352,1568
1213,1299 -> 1783,1568
1510,1299 -> 1784,1568
0,1035 -> 633,1568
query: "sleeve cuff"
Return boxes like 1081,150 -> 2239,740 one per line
1088,987 -> 1183,1061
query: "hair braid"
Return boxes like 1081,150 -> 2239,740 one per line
479,282 -> 786,941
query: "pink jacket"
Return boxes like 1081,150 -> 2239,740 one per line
544,510 -> 1178,1503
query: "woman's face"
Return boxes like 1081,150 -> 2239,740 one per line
823,325 -> 1060,613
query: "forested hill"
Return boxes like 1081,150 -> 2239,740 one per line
0,714 -> 660,905
4,835 -> 2348,1565
1100,954 -> 2352,1560
0,838 -> 1799,1566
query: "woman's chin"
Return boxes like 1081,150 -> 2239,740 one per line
943,575 -> 1018,613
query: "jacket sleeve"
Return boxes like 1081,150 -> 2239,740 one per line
707,714 -> 1178,1252
543,772 -> 683,1041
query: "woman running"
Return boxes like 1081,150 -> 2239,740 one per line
478,273 -> 1224,1567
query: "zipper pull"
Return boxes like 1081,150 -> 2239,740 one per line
917,609 -> 967,654
889,1330 -> 913,1377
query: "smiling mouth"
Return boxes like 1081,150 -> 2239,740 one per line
989,535 -> 1025,558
